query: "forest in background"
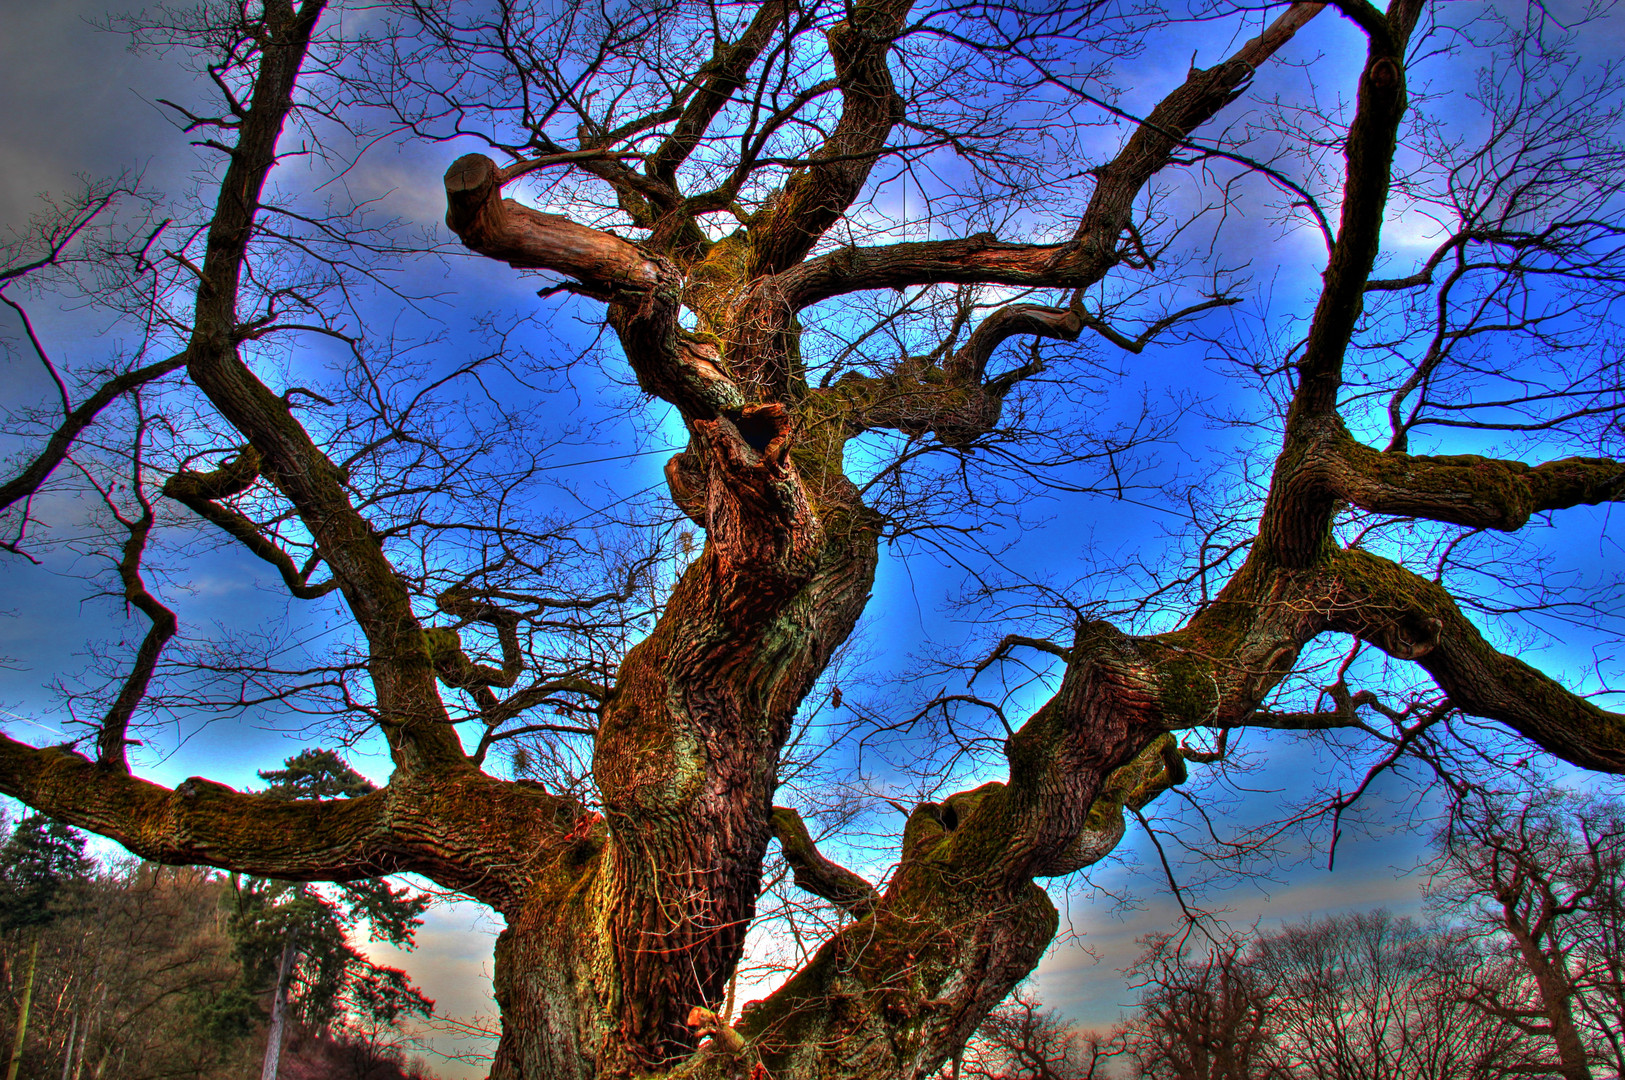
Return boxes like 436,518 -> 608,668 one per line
0,753 -> 444,1080
5,778 -> 1622,1080
953,784 -> 1625,1080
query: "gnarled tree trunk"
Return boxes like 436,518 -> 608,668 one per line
4,1 -> 1625,1078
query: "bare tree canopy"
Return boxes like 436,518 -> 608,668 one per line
1117,910 -> 1544,1080
2,0 -> 1624,1078
1431,789 -> 1625,1080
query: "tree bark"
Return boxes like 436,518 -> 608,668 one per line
1501,911 -> 1594,1080
4,931 -> 41,1080
261,935 -> 298,1080
7,2 -> 1625,1078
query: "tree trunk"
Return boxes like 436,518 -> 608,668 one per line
261,935 -> 298,1080
1504,915 -> 1592,1080
59,1012 -> 76,1080
70,1002 -> 90,1080
4,931 -> 41,1080
487,887 -> 605,1080
27,3 -> 1625,1079
70,982 -> 100,1080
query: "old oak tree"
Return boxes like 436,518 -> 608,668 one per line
3,0 -> 1625,1077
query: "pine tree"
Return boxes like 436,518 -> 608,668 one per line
228,751 -> 434,1079
0,815 -> 89,1080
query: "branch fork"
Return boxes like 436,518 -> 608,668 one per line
691,404 -> 821,591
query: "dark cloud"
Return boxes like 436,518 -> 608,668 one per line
0,2 -> 196,223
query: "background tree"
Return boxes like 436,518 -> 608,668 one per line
1248,911 -> 1528,1080
951,990 -> 1120,1080
1429,788 -> 1625,1080
1,860 -> 260,1080
0,815 -> 89,1080
1572,803 -> 1625,1077
1120,932 -> 1284,1080
229,751 -> 434,1080
0,1 -> 1623,1079
1043,909 -> 1543,1080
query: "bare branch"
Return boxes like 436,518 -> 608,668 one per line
0,353 -> 187,518
163,447 -> 340,600
771,805 -> 880,918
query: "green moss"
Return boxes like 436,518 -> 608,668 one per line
1343,439 -> 1537,530
1120,734 -> 1182,806
942,781 -> 1000,824
685,230 -> 753,323
1150,647 -> 1222,728
423,626 -> 460,664
682,329 -> 725,352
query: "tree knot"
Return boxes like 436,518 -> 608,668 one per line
1366,57 -> 1402,92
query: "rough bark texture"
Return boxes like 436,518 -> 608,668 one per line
261,937 -> 297,1080
2,1 -> 1624,1079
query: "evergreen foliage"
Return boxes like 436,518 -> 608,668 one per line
228,751 -> 434,1036
0,815 -> 89,932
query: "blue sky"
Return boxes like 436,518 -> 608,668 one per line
4,1 -> 1625,1074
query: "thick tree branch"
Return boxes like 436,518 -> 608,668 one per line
163,448 -> 339,600
771,805 -> 880,918
805,302 -> 1079,452
1287,0 -> 1422,424
97,533 -> 176,771
1329,439 -> 1625,531
1036,734 -> 1187,877
443,153 -> 662,295
173,0 -> 469,773
431,587 -> 525,690
946,304 -> 1081,381
746,0 -> 912,276
1326,547 -> 1625,773
775,4 -> 1324,309
0,733 -> 587,909
1254,2 -> 1425,570
444,155 -> 758,422
779,235 -> 1074,310
1063,3 -> 1328,273
97,426 -> 177,772
1256,419 -> 1625,566
645,2 -> 788,190
0,737 -> 395,877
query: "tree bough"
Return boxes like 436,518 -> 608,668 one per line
2,1 -> 1624,1078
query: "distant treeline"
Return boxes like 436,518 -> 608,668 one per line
0,812 -> 439,1080
955,787 -> 1625,1080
